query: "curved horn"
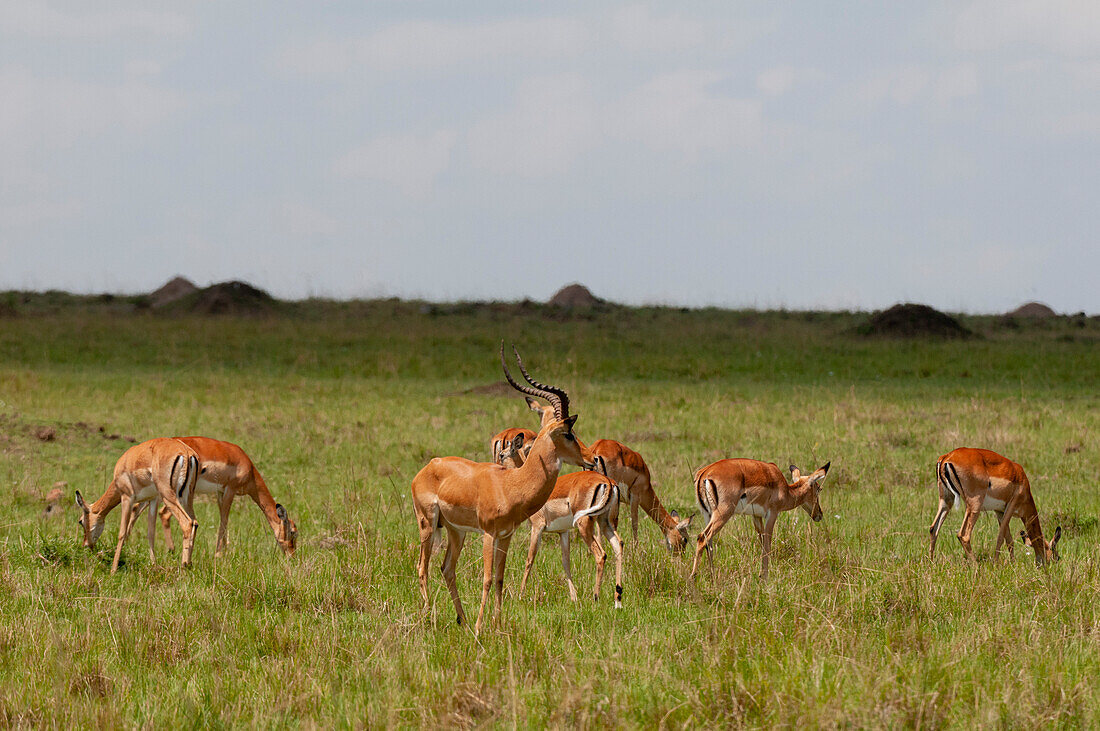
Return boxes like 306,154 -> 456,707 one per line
513,345 -> 569,418
500,342 -> 554,406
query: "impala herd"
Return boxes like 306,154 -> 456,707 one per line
72,344 -> 1063,636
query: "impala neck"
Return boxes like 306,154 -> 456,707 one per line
1018,494 -> 1047,560
89,480 -> 122,515
639,489 -> 679,535
510,429 -> 566,515
248,473 -> 284,539
783,480 -> 816,511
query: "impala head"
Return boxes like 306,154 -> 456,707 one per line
275,503 -> 298,555
790,462 -> 830,522
1020,525 -> 1061,565
498,433 -> 527,468
74,490 -> 106,549
666,509 -> 696,554
501,342 -> 594,470
525,396 -> 557,430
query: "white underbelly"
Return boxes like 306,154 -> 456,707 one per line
194,478 -> 225,496
981,495 -> 1008,512
734,502 -> 768,518
134,484 -> 159,502
546,515 -> 575,533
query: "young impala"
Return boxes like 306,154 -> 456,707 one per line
75,437 -> 200,573
412,344 -> 595,635
516,397 -> 692,552
930,447 -> 1060,565
143,437 -> 297,557
489,425 -> 536,465
690,458 -> 830,581
519,455 -> 626,608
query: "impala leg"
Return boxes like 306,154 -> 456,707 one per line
629,492 -> 640,543
475,533 -> 495,636
760,513 -> 778,582
559,532 -> 578,602
576,516 -> 606,602
111,497 -> 135,574
215,488 -> 236,557
490,532 -> 513,625
161,497 -> 198,568
415,510 -> 435,609
690,504 -> 734,579
600,517 -> 624,609
146,499 -> 159,563
439,526 -> 467,626
994,496 -> 1021,561
160,504 -> 175,552
520,518 -> 545,594
929,496 -> 952,560
956,502 -> 981,562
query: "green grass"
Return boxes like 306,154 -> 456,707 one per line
0,304 -> 1098,727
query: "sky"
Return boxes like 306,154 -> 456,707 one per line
1,2 -> 1099,313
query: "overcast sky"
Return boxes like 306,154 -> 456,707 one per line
2,2 -> 1098,312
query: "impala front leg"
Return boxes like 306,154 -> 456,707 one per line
490,532 -> 513,626
993,496 -> 1021,561
439,526 -> 467,626
760,512 -> 777,582
111,497 -> 135,574
600,518 -> 624,609
520,519 -> 545,595
559,532 -> 578,602
215,488 -> 236,557
575,516 -> 606,602
956,501 -> 981,562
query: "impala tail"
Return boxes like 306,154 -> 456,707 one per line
170,454 -> 199,503
695,474 -> 719,521
937,458 -> 962,506
573,482 -> 619,524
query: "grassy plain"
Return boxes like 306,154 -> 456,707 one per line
0,299 -> 1098,727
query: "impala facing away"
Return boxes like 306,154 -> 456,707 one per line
519,455 -> 625,608
690,458 -> 830,581
146,436 -> 298,557
517,398 -> 692,552
412,344 -> 594,634
75,438 -> 199,573
490,425 -> 536,465
930,447 -> 1060,565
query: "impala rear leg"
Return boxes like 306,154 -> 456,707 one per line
629,492 -> 640,542
599,517 -> 624,609
690,503 -> 735,580
929,494 -> 953,560
159,503 -> 175,551
759,512 -> 777,581
474,533 -> 495,636
993,495 -> 1021,561
956,501 -> 981,562
439,526 -> 467,626
415,506 -> 436,609
575,516 -> 607,602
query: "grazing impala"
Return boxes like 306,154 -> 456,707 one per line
519,456 -> 626,608
147,437 -> 298,557
690,459 -> 830,581
75,438 -> 200,573
519,397 -> 692,552
930,447 -> 1060,565
412,344 -> 594,635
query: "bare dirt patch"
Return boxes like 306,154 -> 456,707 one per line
149,276 -> 198,308
1008,301 -> 1057,318
548,283 -> 603,308
449,381 -> 513,397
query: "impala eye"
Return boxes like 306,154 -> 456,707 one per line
563,433 -> 575,441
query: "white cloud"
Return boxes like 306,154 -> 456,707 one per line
333,129 -> 457,197
281,16 -> 592,75
466,75 -> 597,177
613,72 -> 763,158
0,3 -> 190,39
609,6 -> 706,52
0,66 -> 187,155
955,0 -> 1100,55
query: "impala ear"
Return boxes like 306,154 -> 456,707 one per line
789,465 -> 801,480
75,490 -> 87,511
810,462 -> 830,484
276,503 -> 288,521
1051,525 -> 1062,548
525,396 -> 543,413
1019,530 -> 1032,547
592,455 -> 607,475
564,414 -> 578,430
511,433 -> 525,450
670,509 -> 679,518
